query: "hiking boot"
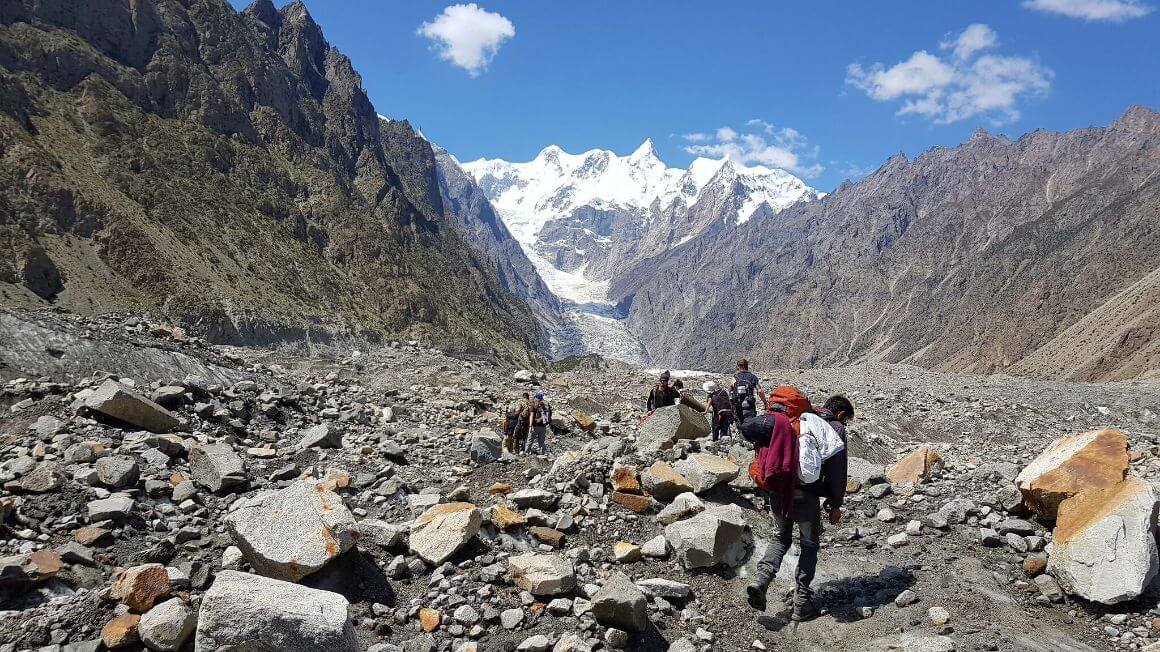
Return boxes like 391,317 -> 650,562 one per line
790,587 -> 819,621
790,598 -> 819,621
746,582 -> 769,611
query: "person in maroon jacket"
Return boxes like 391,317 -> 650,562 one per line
743,394 -> 854,621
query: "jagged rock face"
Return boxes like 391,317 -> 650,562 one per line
616,107 -> 1160,381
433,147 -> 562,338
0,0 -> 542,361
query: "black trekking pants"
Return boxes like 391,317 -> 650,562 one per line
711,417 -> 732,441
755,488 -> 822,601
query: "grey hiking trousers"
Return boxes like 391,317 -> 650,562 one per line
755,488 -> 822,601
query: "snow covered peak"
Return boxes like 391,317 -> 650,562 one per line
461,141 -> 818,245
629,138 -> 660,162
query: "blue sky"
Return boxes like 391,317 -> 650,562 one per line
232,1 -> 1159,191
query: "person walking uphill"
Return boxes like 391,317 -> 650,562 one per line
803,395 -> 853,526
702,381 -> 733,442
730,359 -> 765,422
503,392 -> 531,454
646,371 -> 680,411
525,392 -> 552,456
741,386 -> 846,621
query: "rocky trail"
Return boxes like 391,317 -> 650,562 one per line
3,308 -> 1160,652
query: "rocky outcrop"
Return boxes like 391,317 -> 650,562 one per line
1016,428 -> 1130,519
1048,476 -> 1159,604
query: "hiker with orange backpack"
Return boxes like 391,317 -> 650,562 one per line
741,386 -> 846,621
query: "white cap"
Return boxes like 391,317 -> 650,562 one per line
702,380 -> 719,393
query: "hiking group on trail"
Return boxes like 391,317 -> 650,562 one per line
643,360 -> 854,622
502,391 -> 553,456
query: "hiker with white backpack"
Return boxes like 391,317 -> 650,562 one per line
740,386 -> 848,621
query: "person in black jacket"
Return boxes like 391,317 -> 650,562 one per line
802,395 -> 854,527
646,371 -> 680,411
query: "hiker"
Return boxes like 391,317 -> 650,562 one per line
742,386 -> 845,621
525,392 -> 552,455
646,371 -> 680,411
730,358 -> 765,422
503,392 -> 531,454
702,380 -> 734,442
806,395 -> 853,527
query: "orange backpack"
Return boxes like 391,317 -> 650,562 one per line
767,385 -> 812,434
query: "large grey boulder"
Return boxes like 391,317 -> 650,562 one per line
508,554 -> 576,596
189,443 -> 246,493
82,380 -> 180,433
194,570 -> 358,651
470,430 -> 503,463
138,597 -> 195,651
591,571 -> 649,632
636,405 -> 709,454
673,454 -> 739,493
408,502 -> 482,564
1048,476 -> 1159,604
664,504 -> 750,569
18,462 -> 64,493
225,480 -> 358,582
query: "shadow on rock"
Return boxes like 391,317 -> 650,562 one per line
301,549 -> 396,606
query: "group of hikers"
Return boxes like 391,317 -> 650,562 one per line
645,359 -> 854,622
503,359 -> 854,621
501,391 -> 553,456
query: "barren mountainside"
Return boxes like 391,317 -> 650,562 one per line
0,0 -> 545,361
614,107 -> 1160,381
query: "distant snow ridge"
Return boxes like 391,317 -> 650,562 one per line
463,139 -> 815,249
461,139 -> 818,365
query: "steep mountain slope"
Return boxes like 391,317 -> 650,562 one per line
614,107 -> 1160,381
0,0 -> 545,360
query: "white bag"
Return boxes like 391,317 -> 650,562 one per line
800,412 -> 845,461
797,412 -> 846,483
798,433 -> 822,483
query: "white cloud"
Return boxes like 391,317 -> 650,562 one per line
681,122 -> 823,178
418,4 -> 515,76
940,23 -> 998,61
1023,0 -> 1153,21
846,24 -> 1052,125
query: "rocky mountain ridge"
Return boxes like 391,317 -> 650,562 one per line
0,0 -> 549,362
614,106 -> 1160,381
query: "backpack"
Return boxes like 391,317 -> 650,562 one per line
731,373 -> 758,416
765,386 -> 827,483
709,390 -> 733,422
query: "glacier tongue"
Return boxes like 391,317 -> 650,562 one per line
521,237 -> 649,365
